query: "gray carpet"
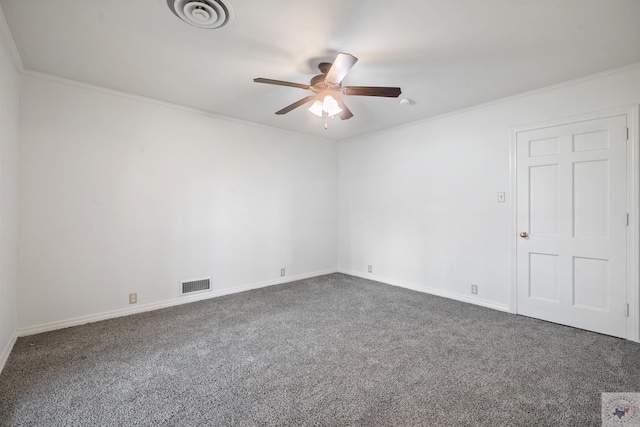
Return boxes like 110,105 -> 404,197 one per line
1,273 -> 639,426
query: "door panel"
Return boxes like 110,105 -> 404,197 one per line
516,115 -> 628,338
573,160 -> 608,238
573,256 -> 608,311
530,164 -> 558,235
529,253 -> 559,303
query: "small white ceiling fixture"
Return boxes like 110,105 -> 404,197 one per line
167,0 -> 234,29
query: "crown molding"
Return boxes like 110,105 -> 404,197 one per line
0,5 -> 23,72
22,70 -> 335,143
343,61 -> 640,144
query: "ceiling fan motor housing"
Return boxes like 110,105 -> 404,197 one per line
167,0 -> 235,29
310,63 -> 343,92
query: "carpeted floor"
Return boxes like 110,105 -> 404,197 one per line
1,273 -> 639,426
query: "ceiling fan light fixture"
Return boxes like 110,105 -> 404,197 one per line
308,100 -> 324,117
322,95 -> 342,117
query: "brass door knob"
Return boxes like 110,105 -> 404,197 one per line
520,231 -> 529,238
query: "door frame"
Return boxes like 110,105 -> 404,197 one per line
510,105 -> 640,342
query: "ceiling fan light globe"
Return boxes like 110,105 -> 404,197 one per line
308,100 -> 324,117
322,96 -> 342,116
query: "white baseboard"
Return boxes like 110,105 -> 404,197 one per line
339,268 -> 511,313
17,268 -> 338,337
0,332 -> 17,374
16,268 -> 510,338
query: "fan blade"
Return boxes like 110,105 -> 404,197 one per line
333,95 -> 353,120
342,86 -> 401,98
325,53 -> 358,85
275,95 -> 317,115
254,78 -> 310,90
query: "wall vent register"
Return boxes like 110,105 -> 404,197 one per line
166,0 -> 235,29
180,277 -> 212,295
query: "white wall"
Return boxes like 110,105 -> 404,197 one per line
0,26 -> 20,367
14,59 -> 640,337
339,64 -> 640,311
18,75 -> 338,332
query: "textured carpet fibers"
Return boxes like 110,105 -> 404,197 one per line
1,273 -> 639,426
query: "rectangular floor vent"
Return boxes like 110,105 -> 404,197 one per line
180,277 -> 211,295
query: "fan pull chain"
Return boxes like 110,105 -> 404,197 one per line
323,114 -> 336,130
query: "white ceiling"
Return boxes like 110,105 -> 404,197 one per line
2,0 -> 640,141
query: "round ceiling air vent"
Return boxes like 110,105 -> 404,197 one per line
167,0 -> 235,29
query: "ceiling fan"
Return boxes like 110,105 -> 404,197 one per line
253,53 -> 401,123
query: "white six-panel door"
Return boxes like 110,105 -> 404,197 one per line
516,114 -> 628,338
